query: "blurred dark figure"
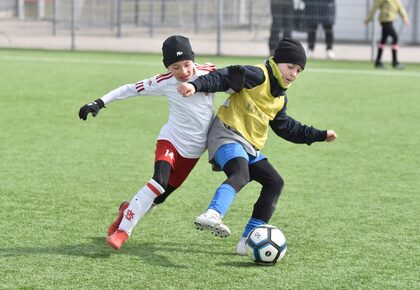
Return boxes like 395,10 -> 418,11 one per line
304,0 -> 336,59
269,0 -> 294,55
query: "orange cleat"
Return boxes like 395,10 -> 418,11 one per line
107,201 -> 129,236
106,230 -> 129,251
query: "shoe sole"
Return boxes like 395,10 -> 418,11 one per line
235,250 -> 247,256
194,221 -> 231,238
106,237 -> 121,251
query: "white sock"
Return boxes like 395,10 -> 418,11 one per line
206,208 -> 221,219
118,179 -> 164,235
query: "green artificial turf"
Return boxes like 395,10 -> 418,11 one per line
1,48 -> 419,289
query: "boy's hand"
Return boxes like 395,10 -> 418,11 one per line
177,83 -> 196,97
326,130 -> 337,142
79,99 -> 105,120
227,65 -> 245,92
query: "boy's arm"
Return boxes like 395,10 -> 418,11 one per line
269,106 -> 328,145
364,0 -> 381,24
192,66 -> 241,93
178,65 -> 264,96
79,75 -> 165,120
79,83 -> 140,120
397,0 -> 410,25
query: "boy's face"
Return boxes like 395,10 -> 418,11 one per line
277,63 -> 303,86
168,60 -> 195,82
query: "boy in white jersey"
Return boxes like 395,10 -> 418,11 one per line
178,38 -> 337,255
79,35 -> 219,251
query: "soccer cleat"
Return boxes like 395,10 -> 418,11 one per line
375,62 -> 385,69
392,62 -> 404,70
107,201 -> 129,236
194,210 -> 231,238
306,49 -> 314,59
235,236 -> 247,256
106,229 -> 129,251
326,49 -> 335,60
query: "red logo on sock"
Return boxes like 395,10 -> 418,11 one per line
125,210 -> 135,221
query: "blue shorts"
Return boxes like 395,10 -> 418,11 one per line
214,143 -> 266,170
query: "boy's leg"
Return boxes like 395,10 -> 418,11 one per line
324,23 -> 333,50
376,23 -> 391,67
118,178 -> 165,235
153,143 -> 199,204
106,140 -> 174,251
195,143 -> 250,237
236,158 -> 284,255
107,178 -> 165,251
388,23 -> 403,68
307,23 -> 318,57
268,1 -> 282,54
375,43 -> 385,67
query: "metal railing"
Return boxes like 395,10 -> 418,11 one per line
1,0 -> 419,55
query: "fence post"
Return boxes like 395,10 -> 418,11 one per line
149,0 -> 155,37
216,0 -> 223,55
38,0 -> 45,19
135,0 -> 141,26
413,0 -> 418,43
71,0 -> 77,50
17,0 -> 25,20
116,0 -> 122,38
52,0 -> 58,35
194,0 -> 200,34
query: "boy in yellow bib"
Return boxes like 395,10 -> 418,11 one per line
178,38 -> 337,255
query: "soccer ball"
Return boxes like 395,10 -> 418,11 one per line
245,224 -> 287,265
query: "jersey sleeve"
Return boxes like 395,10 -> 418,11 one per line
100,73 -> 171,104
191,65 -> 265,93
269,100 -> 327,145
366,0 -> 381,22
397,0 -> 409,19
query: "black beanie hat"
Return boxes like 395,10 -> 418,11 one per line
272,38 -> 306,70
162,35 -> 195,68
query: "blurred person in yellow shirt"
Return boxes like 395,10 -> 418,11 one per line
364,0 -> 410,69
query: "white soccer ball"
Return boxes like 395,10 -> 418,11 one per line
245,224 -> 287,264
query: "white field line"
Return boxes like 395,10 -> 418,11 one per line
308,67 -> 420,78
1,54 -> 420,78
0,54 -> 158,66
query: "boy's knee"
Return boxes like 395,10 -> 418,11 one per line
151,175 -> 168,190
273,174 -> 284,194
227,169 -> 250,192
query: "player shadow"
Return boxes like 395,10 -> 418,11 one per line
0,236 -> 233,268
217,261 -> 274,268
0,237 -> 112,259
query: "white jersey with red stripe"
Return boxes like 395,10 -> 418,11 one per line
100,63 -> 216,158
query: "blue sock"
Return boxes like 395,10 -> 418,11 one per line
242,218 -> 266,237
208,184 -> 236,217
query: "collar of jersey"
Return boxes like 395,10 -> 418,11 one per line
268,58 -> 291,89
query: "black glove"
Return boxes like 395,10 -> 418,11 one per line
79,98 -> 105,120
227,65 -> 245,92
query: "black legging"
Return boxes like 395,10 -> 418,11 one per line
380,22 -> 398,45
307,22 -> 334,50
268,1 -> 293,53
152,160 -> 177,204
222,157 -> 284,222
249,159 -> 284,222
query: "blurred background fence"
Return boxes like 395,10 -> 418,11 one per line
0,0 -> 419,61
